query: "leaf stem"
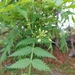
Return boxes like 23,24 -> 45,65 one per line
28,43 -> 35,75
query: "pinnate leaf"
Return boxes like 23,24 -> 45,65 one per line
16,38 -> 37,47
34,47 -> 56,59
32,59 -> 50,71
9,46 -> 32,57
8,59 -> 30,69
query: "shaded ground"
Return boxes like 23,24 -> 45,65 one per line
42,47 -> 75,75
42,57 -> 75,75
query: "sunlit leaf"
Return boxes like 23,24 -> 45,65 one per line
20,0 -> 30,3
66,4 -> 75,8
0,4 -> 14,12
64,0 -> 74,2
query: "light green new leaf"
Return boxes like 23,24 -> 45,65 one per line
32,59 -> 50,71
42,0 -> 54,3
55,0 -> 63,6
34,47 -> 56,59
7,4 -> 14,10
19,0 -> 30,3
0,2 -> 4,6
9,46 -> 32,57
8,59 -> 30,69
66,4 -> 75,8
63,0 -> 74,2
0,8 -> 5,12
17,0 -> 31,5
0,4 -> 14,12
16,38 -> 37,47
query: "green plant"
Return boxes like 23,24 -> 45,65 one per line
8,38 -> 56,75
0,0 -> 57,74
0,0 -> 75,75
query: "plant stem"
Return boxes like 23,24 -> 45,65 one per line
28,43 -> 35,75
